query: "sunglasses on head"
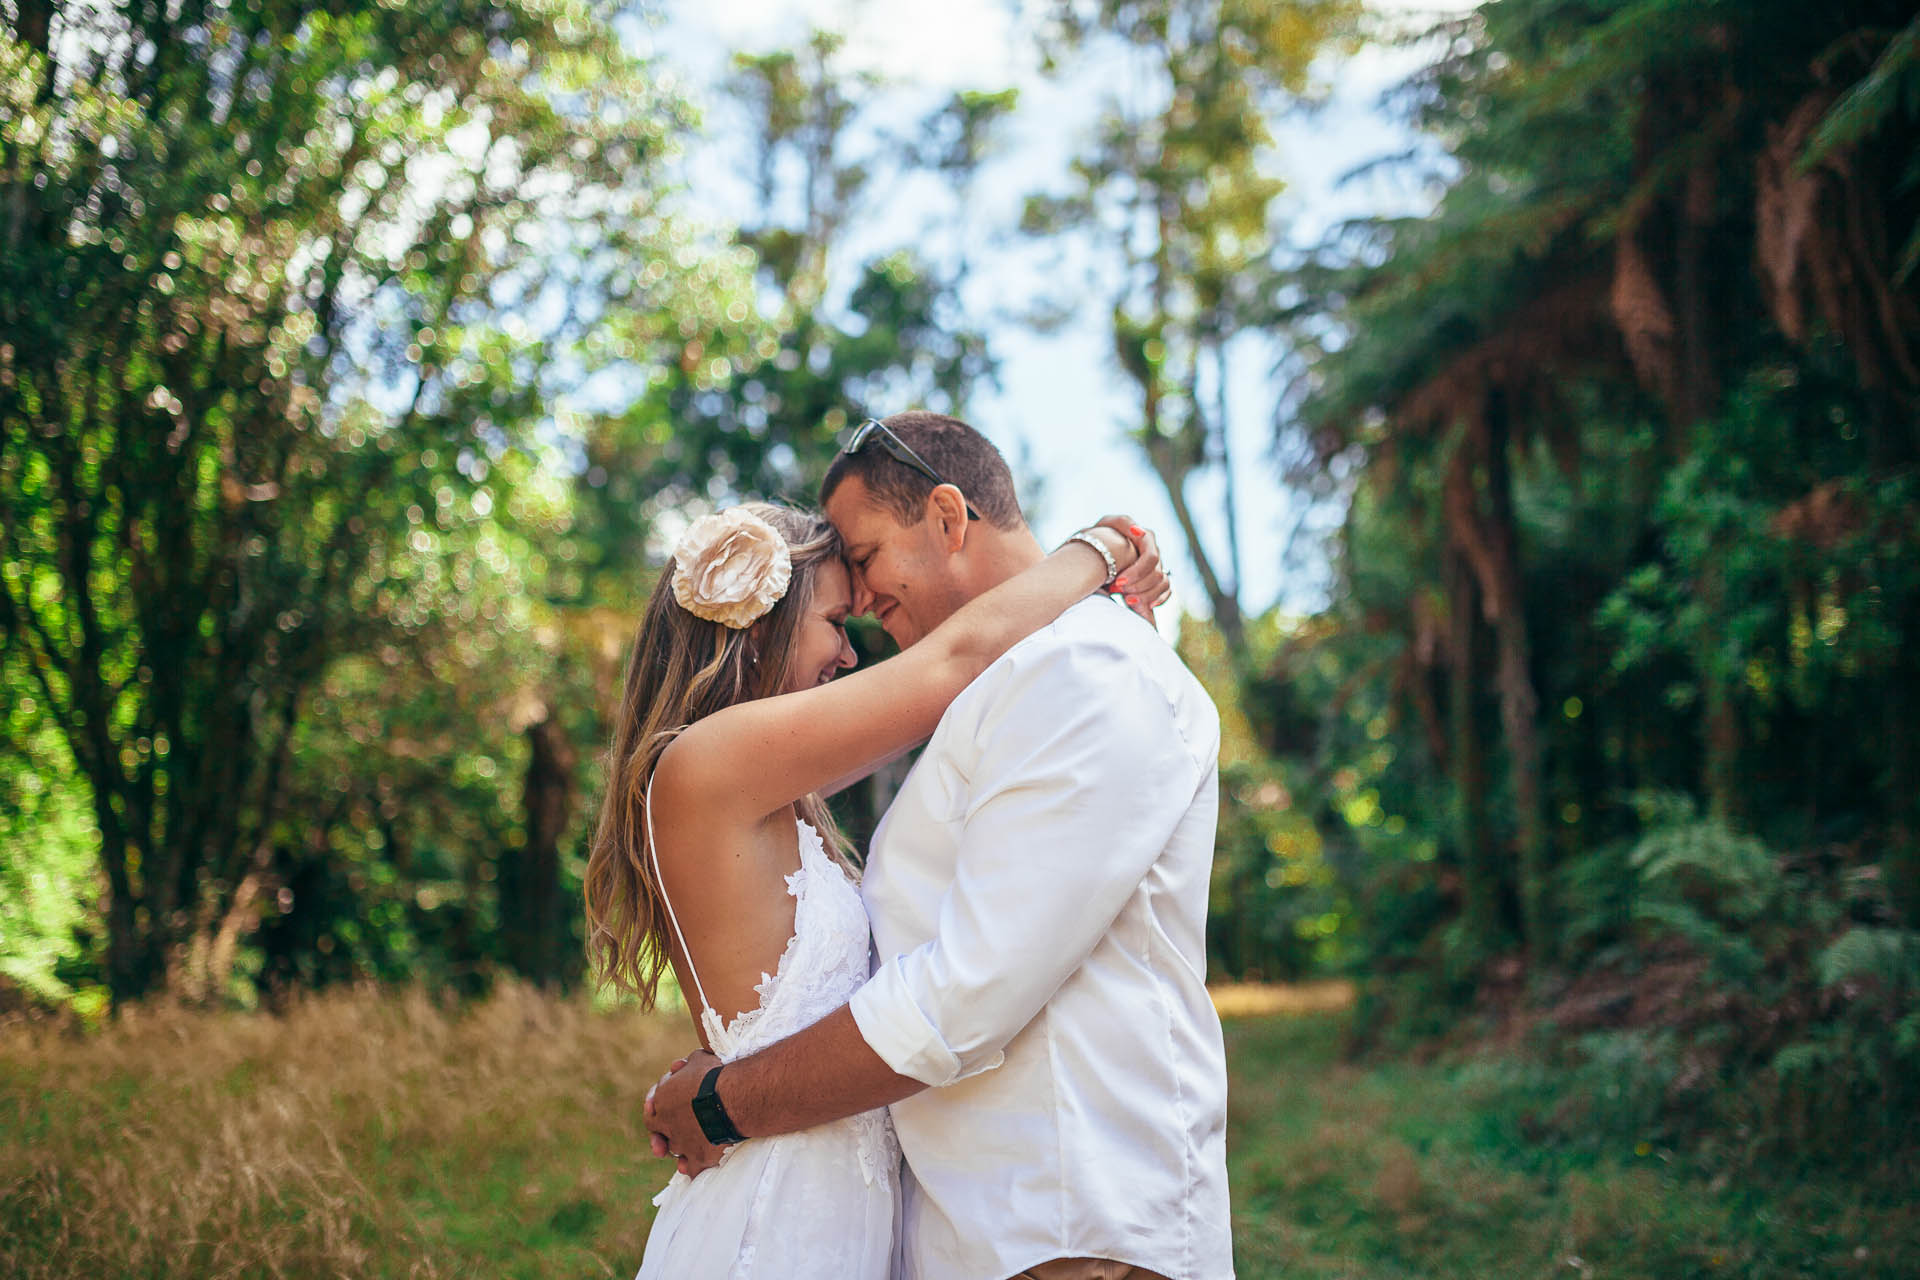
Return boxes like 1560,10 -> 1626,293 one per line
840,418 -> 980,521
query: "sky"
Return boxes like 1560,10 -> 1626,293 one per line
641,0 -> 1476,624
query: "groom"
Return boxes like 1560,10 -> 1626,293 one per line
646,412 -> 1233,1280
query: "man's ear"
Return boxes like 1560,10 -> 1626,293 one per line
927,484 -> 970,553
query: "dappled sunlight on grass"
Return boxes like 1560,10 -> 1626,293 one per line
1210,979 -> 1356,1019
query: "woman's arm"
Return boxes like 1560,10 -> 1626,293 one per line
659,527 -> 1141,822
811,517 -> 1173,799
817,739 -> 920,801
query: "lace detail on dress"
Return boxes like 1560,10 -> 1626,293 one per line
703,820 -> 875,1060
852,1108 -> 898,1190
650,817 -> 898,1215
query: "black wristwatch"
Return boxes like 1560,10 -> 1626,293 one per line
691,1064 -> 747,1146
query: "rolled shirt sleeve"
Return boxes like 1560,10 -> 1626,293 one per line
850,634 -> 1208,1087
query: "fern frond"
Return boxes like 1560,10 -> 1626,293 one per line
1628,819 -> 1781,921
1770,1037 -> 1839,1079
1805,16 -> 1920,166
1632,900 -> 1765,979
1816,926 -> 1920,990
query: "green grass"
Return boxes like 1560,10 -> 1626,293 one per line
2,987 -> 1912,1277
1224,1013 -> 1917,1279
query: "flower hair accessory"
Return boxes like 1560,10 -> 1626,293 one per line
670,507 -> 793,629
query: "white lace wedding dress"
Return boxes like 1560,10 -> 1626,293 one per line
635,800 -> 900,1279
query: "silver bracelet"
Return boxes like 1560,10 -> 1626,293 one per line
1064,529 -> 1120,588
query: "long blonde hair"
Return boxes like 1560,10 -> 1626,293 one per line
583,502 -> 854,1008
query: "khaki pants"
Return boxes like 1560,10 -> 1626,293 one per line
1009,1261 -> 1173,1280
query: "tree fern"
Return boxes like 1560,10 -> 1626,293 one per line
1805,14 -> 1920,282
1627,814 -> 1782,923
1816,925 -> 1920,992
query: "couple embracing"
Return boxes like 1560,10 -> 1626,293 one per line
585,412 -> 1234,1280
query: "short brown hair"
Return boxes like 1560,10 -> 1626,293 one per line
821,411 -> 1024,530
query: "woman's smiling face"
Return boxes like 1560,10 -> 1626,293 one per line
780,556 -> 858,693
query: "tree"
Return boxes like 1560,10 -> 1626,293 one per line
1025,0 -> 1362,661
1282,0 -> 1920,967
0,1 -> 739,1004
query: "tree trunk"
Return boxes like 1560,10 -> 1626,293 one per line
501,708 -> 578,988
1445,395 -> 1551,962
1447,547 -> 1500,952
1699,559 -> 1744,825
1480,389 -> 1552,962
1143,431 -> 1245,654
1673,156 -> 1720,427
1886,599 -> 1920,928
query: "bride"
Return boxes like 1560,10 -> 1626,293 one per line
583,500 -> 1165,1278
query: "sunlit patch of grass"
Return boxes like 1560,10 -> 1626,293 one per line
1211,979 -> 1356,1019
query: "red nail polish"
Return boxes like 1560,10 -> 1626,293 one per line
1126,595 -> 1140,606
1129,525 -> 1145,538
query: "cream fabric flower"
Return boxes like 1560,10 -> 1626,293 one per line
670,508 -> 793,628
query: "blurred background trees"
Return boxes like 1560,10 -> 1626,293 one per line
1275,0 -> 1920,1158
0,0 -> 750,1004
3,0 -> 1916,1169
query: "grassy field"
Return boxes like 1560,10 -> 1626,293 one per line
2,984 -> 1912,1278
1222,1014 -> 1914,1280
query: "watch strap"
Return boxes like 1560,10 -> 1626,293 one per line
691,1064 -> 747,1146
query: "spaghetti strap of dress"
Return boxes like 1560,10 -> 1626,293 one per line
644,781 -> 716,1019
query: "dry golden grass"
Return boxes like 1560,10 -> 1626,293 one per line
0,981 -> 1353,1277
0,983 -> 685,1279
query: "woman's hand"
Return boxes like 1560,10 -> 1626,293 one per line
1094,516 -> 1172,622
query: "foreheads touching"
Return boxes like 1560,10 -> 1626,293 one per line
820,413 -> 1029,650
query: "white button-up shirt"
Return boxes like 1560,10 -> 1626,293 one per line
849,596 -> 1234,1280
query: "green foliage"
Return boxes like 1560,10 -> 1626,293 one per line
0,715 -> 98,1007
1806,13 -> 1920,281
1183,614 -> 1356,979
1531,796 -> 1918,1165
0,5 -> 1019,1009
1031,0 -> 1364,646
0,1 -> 740,1004
1226,1012 -> 1920,1279
1816,924 -> 1920,991
1266,0 -> 1920,1183
579,27 -> 1001,537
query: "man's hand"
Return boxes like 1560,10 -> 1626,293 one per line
1096,515 -> 1173,622
643,1048 -> 727,1177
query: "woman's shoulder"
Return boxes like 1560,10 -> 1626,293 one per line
653,737 -> 800,843
647,732 -> 736,834
653,711 -> 762,791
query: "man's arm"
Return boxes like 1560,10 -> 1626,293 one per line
648,628 -> 1207,1170
646,1006 -> 921,1175
848,634 -> 1206,1085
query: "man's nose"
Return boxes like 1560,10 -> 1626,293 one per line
850,576 -> 876,618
